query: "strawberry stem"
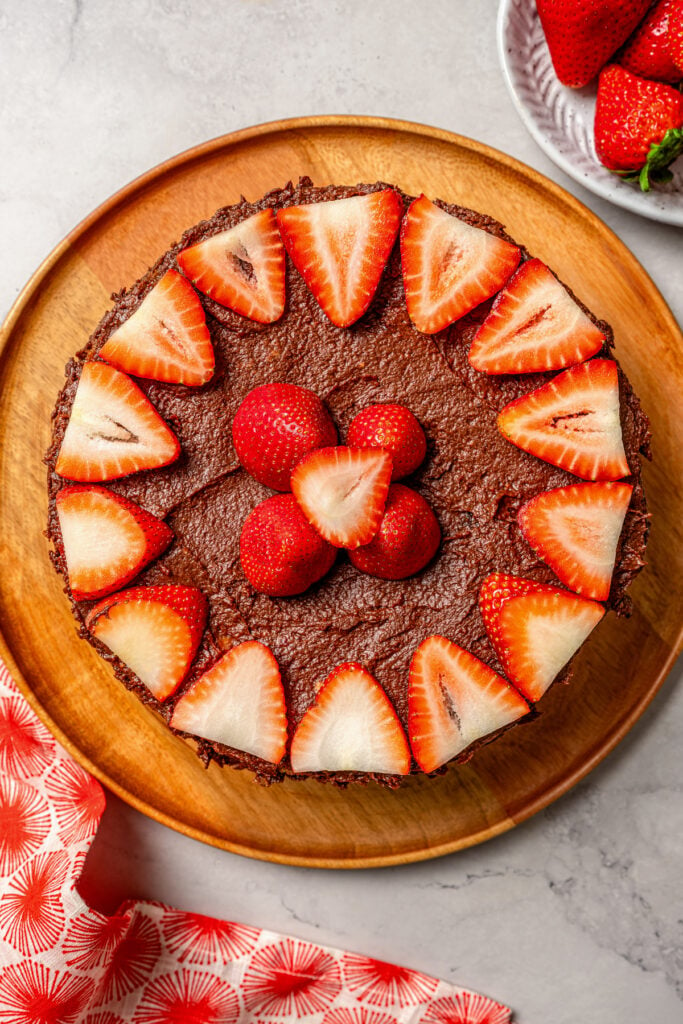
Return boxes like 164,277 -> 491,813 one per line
617,128 -> 683,192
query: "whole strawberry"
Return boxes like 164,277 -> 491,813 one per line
594,64 -> 683,189
618,0 -> 683,84
349,484 -> 440,580
669,2 -> 683,71
240,493 -> 336,596
537,0 -> 651,88
232,382 -> 337,491
346,404 -> 427,480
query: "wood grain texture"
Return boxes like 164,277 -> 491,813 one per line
0,116 -> 681,868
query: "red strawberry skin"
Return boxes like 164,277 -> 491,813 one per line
232,383 -> 337,491
56,484 -> 173,601
618,0 -> 683,83
349,484 -> 440,580
594,64 -> 683,188
537,0 -> 651,88
670,2 -> 683,70
346,404 -> 427,480
240,493 -> 336,597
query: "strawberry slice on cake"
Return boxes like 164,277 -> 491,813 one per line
55,361 -> 180,482
400,194 -> 521,334
408,635 -> 530,773
276,188 -> 402,327
177,208 -> 286,324
56,484 -> 174,601
479,573 -> 605,703
468,258 -> 606,374
170,641 -> 287,765
497,358 -> 630,480
518,481 -> 634,601
86,584 -> 207,701
290,663 -> 410,776
291,446 -> 392,549
98,269 -> 215,386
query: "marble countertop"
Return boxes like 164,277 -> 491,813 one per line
2,2 -> 681,1020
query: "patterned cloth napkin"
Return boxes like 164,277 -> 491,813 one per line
0,660 -> 512,1023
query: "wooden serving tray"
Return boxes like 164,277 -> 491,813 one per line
1,117 -> 681,868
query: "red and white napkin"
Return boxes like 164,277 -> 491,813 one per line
0,660 -> 512,1023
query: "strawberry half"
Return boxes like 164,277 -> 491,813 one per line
55,361 -> 180,482
170,641 -> 287,764
232,382 -> 337,491
408,635 -> 529,773
479,573 -> 605,702
400,194 -> 521,335
276,189 -> 402,328
98,269 -> 215,385
177,209 -> 286,324
468,258 -> 605,374
290,663 -> 410,775
291,446 -> 392,549
536,0 -> 651,88
518,481 -> 633,601
346,403 -> 427,480
240,493 -> 336,597
56,484 -> 173,601
349,483 -> 440,580
86,584 -> 208,701
497,358 -> 629,481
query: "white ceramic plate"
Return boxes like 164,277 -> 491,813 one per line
497,0 -> 683,225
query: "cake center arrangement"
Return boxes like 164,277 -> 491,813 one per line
46,180 -> 650,787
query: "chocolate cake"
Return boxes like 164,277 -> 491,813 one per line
46,179 -> 651,786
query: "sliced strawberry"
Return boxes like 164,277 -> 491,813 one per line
291,446 -> 392,549
408,635 -> 529,773
56,484 -> 173,601
240,493 -> 336,597
232,382 -> 337,491
86,584 -> 207,701
170,641 -> 287,764
98,269 -> 214,386
346,403 -> 427,480
479,573 -> 605,702
55,361 -> 180,482
497,359 -> 629,481
349,483 -> 440,580
400,194 -> 521,334
468,258 -> 606,374
290,663 -> 410,775
177,208 -> 286,324
518,482 -> 634,601
276,189 -> 402,328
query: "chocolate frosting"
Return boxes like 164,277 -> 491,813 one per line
46,179 -> 651,786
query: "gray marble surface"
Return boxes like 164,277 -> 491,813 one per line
2,2 -> 682,1020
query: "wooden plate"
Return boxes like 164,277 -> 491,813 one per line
1,116 -> 681,868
